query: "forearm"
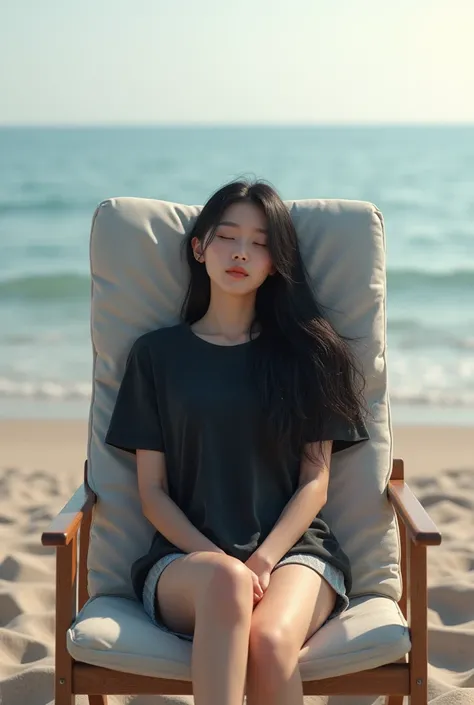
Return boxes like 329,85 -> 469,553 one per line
256,480 -> 327,567
142,489 -> 224,556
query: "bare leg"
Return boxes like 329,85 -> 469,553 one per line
156,552 -> 254,705
246,564 -> 337,705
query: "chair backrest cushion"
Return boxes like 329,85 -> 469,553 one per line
86,197 -> 401,601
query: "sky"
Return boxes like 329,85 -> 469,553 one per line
0,0 -> 472,126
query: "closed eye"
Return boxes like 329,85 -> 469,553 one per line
217,234 -> 234,240
254,242 -> 267,247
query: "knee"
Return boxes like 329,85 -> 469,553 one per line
249,621 -> 299,680
201,555 -> 253,621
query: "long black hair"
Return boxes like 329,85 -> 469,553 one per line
180,178 -> 369,463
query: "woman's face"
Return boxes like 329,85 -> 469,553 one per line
192,201 -> 275,295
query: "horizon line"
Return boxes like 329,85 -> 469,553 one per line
1,120 -> 473,129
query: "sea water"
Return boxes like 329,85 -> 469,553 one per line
1,125 -> 473,423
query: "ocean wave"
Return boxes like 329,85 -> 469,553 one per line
387,320 -> 474,350
0,273 -> 89,301
387,268 -> 474,292
1,267 -> 473,304
0,376 -> 472,407
0,378 -> 92,400
0,196 -> 92,216
388,389 -> 474,407
2,331 -> 65,346
394,335 -> 474,352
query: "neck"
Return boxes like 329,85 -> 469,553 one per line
195,281 -> 257,342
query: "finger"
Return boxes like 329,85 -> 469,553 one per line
251,570 -> 262,584
249,570 -> 260,587
253,577 -> 264,597
252,581 -> 262,596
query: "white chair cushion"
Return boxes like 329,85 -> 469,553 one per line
68,594 -> 410,681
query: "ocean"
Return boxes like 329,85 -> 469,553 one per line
1,125 -> 473,424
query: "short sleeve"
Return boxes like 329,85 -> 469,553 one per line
105,337 -> 165,455
305,409 -> 370,455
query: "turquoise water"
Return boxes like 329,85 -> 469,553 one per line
0,126 -> 473,422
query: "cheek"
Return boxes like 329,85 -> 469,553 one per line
206,240 -> 226,259
256,249 -> 274,276
203,244 -> 223,274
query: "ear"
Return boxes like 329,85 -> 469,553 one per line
191,236 -> 204,262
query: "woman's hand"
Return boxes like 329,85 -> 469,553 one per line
245,552 -> 274,604
248,569 -> 264,606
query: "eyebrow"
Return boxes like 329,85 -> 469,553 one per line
218,220 -> 268,235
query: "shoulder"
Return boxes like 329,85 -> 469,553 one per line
129,323 -> 187,359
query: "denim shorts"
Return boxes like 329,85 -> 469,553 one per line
142,552 -> 350,642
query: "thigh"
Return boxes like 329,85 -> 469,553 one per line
251,564 -> 337,648
156,551 -> 249,636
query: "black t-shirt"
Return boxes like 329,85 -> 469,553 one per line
105,322 -> 369,601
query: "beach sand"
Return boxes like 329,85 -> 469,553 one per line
0,419 -> 473,705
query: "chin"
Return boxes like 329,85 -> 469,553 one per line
216,278 -> 257,295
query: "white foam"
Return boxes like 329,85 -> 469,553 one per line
0,378 -> 92,400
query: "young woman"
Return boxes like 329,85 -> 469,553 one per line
106,179 -> 370,705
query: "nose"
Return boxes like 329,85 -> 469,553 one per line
231,246 -> 249,262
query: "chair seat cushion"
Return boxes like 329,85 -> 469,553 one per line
67,594 -> 410,681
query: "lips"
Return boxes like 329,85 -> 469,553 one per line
226,267 -> 248,276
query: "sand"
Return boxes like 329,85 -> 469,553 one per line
0,419 -> 473,705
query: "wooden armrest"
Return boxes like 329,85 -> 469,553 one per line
388,479 -> 441,546
41,483 -> 96,547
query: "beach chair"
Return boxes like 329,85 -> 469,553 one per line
42,196 -> 442,705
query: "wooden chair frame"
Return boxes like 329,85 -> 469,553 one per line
42,458 -> 441,705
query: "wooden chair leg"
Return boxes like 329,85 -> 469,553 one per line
88,696 -> 108,705
408,542 -> 428,705
55,538 -> 77,705
385,697 -> 404,705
